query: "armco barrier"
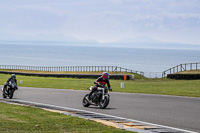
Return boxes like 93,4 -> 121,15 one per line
0,71 -> 134,80
167,74 -> 200,80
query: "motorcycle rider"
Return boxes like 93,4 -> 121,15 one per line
86,72 -> 112,101
2,74 -> 18,94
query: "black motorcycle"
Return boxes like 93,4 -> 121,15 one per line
2,80 -> 17,99
82,86 -> 110,109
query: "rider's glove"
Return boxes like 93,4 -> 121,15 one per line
109,87 -> 112,91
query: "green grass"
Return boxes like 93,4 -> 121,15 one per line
0,102 -> 131,133
177,70 -> 200,74
112,78 -> 200,97
0,74 -> 200,97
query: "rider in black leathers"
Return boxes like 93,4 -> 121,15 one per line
3,74 -> 18,94
87,72 -> 112,101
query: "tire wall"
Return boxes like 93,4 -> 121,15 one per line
167,74 -> 200,80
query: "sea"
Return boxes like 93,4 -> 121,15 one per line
0,44 -> 200,78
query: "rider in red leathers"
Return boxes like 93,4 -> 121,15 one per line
87,72 -> 112,101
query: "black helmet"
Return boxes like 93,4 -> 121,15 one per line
11,74 -> 16,79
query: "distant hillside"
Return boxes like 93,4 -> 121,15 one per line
1,38 -> 200,50
103,42 -> 200,50
103,37 -> 200,50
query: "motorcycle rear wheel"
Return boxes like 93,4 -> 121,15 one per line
82,94 -> 90,107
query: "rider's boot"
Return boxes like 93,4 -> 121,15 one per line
2,87 -> 7,95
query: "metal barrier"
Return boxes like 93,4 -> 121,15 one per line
162,62 -> 200,77
144,72 -> 163,78
2,63 -> 199,78
0,65 -> 144,76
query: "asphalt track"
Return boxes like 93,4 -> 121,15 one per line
1,86 -> 200,132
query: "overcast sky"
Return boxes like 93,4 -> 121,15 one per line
0,0 -> 200,44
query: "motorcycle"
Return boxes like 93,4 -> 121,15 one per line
2,80 -> 17,99
82,86 -> 110,109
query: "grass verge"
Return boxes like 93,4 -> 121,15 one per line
0,102 -> 131,133
176,70 -> 200,74
0,74 -> 200,97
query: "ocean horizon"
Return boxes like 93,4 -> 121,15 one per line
0,43 -> 200,77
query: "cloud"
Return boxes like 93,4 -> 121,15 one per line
0,0 -> 200,44
0,3 -> 68,35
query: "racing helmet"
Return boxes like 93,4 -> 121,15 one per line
11,74 -> 16,79
102,72 -> 109,79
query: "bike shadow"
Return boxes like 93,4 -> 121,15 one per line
2,98 -> 19,100
11,98 -> 19,99
87,106 -> 116,110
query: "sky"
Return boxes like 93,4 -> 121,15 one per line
0,0 -> 200,45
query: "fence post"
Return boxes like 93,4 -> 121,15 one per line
185,64 -> 187,70
180,64 -> 182,71
196,63 -> 198,70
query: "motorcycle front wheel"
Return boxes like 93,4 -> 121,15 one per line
99,95 -> 110,109
82,94 -> 90,107
8,89 -> 14,99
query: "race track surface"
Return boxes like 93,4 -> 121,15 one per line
1,86 -> 199,132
